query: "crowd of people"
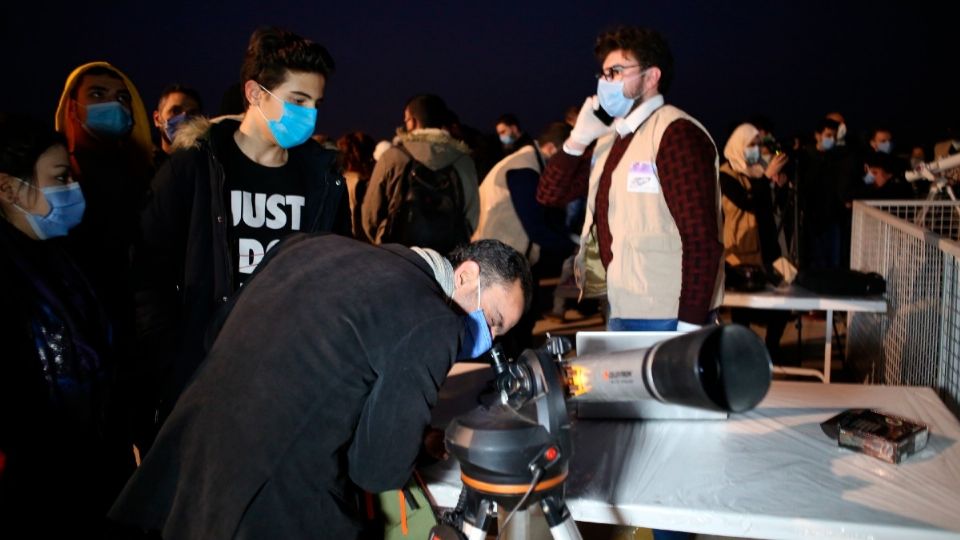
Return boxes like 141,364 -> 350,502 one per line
1,22 -> 958,540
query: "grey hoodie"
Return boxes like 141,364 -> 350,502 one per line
361,128 -> 479,244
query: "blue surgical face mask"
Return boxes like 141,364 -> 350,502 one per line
876,140 -> 892,154
83,101 -> 133,137
257,84 -> 317,149
596,78 -> 636,118
13,179 -> 86,239
499,133 -> 515,146
457,275 -> 494,361
163,112 -> 189,142
744,145 -> 761,164
863,171 -> 876,185
820,136 -> 835,151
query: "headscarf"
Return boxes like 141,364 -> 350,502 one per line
723,123 -> 763,178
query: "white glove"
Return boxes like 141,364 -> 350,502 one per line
569,96 -> 614,146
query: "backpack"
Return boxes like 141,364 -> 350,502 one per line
795,268 -> 886,296
725,263 -> 769,292
383,146 -> 470,254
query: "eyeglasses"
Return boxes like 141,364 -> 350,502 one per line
596,64 -> 642,82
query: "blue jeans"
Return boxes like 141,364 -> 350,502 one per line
652,530 -> 692,540
608,316 -> 691,540
607,317 -> 679,331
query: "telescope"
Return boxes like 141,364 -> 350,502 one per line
902,152 -> 960,226
904,152 -> 960,183
431,324 -> 772,540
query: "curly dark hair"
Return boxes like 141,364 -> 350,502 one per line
240,27 -> 335,103
448,239 -> 534,313
594,26 -> 674,94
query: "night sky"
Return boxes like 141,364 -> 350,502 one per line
3,1 -> 956,152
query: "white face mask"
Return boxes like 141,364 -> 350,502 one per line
744,145 -> 760,164
837,123 -> 847,142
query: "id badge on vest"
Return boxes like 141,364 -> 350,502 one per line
626,161 -> 660,194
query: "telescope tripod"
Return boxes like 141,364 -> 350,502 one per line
436,482 -> 581,540
926,177 -> 957,202
916,177 -> 960,228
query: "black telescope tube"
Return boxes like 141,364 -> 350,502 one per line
647,325 -> 772,412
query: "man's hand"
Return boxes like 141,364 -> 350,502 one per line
567,96 -> 614,151
422,427 -> 448,461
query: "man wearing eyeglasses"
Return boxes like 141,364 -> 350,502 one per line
537,26 -> 723,339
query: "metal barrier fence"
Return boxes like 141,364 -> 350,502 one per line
849,200 -> 960,416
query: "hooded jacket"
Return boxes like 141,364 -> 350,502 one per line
52,61 -> 154,364
361,128 -> 479,244
54,61 -> 154,172
133,116 -> 349,434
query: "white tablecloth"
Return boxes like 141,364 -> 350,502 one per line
422,370 -> 960,540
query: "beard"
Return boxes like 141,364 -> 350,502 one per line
623,73 -> 647,112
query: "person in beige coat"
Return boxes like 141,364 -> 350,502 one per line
719,122 -> 794,361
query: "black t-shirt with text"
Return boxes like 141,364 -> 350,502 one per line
222,137 -> 307,286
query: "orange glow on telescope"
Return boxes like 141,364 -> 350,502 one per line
565,364 -> 592,397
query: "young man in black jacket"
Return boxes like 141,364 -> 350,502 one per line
131,27 -> 350,452
110,236 -> 531,539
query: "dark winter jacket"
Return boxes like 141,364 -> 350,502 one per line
111,234 -> 464,539
0,220 -> 134,538
132,117 -> 350,441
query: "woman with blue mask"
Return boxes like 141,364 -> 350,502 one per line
0,113 -> 135,537
130,27 -> 350,452
718,123 -> 794,361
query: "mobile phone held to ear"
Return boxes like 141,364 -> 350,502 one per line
593,105 -> 615,126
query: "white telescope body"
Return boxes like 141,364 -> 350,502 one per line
568,326 -> 772,419
905,152 -> 960,182
569,348 -> 656,402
